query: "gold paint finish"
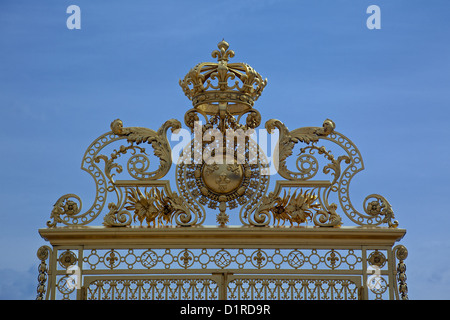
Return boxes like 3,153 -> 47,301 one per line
39,226 -> 406,248
36,41 -> 408,300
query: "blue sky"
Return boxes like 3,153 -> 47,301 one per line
1,0 -> 449,299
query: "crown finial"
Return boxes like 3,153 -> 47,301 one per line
179,41 -> 267,119
212,39 -> 234,62
217,39 -> 229,51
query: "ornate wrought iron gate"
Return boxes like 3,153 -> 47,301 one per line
36,41 -> 408,300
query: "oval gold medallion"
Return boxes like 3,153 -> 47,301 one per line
201,163 -> 244,194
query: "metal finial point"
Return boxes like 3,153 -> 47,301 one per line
217,39 -> 229,51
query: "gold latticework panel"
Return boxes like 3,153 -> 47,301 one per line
227,275 -> 361,300
81,248 -> 363,271
84,275 -> 220,300
81,275 -> 361,300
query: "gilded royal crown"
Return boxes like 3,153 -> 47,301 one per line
179,40 -> 267,116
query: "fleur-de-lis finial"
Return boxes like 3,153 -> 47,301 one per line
212,39 -> 235,62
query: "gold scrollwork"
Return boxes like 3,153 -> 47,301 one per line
110,118 -> 181,180
299,145 -> 351,185
103,202 -> 132,227
47,131 -> 122,227
363,194 -> 398,228
321,132 -> 399,228
313,203 -> 342,227
265,118 -> 336,181
264,116 -> 399,228
95,144 -> 147,184
48,118 -> 181,228
47,194 -> 82,228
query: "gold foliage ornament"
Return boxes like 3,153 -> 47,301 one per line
110,118 -> 181,180
364,194 -> 398,228
125,188 -> 159,227
286,189 -> 320,225
265,118 -> 336,181
122,187 -> 190,228
47,194 -> 82,228
260,189 -> 341,227
276,189 -> 319,226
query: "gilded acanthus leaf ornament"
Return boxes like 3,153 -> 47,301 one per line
110,118 -> 181,180
123,187 -> 192,227
254,189 -> 341,227
265,119 -> 336,181
47,194 -> 82,228
299,145 -> 351,185
103,203 -> 132,227
313,204 -> 342,227
364,194 -> 398,228
251,192 -> 279,226
95,144 -> 147,183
